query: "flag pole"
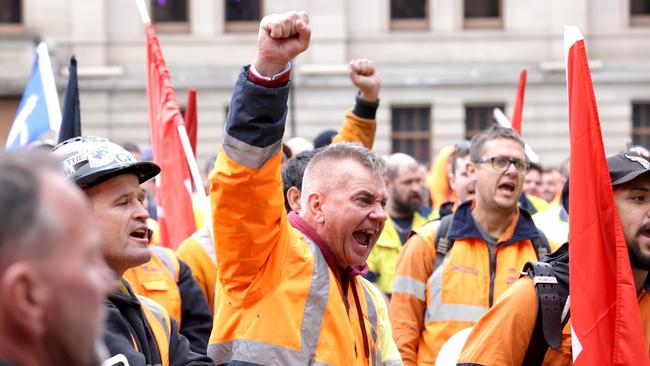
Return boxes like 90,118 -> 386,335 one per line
136,0 -> 150,23
177,123 -> 212,232
136,0 -> 212,234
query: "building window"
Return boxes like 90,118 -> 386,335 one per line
0,0 -> 20,23
631,0 -> 650,26
225,0 -> 262,33
151,0 -> 190,32
391,106 -> 431,163
465,104 -> 504,140
632,103 -> 650,148
390,0 -> 428,30
463,0 -> 502,29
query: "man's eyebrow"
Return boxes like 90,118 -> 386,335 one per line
113,192 -> 131,202
628,186 -> 650,193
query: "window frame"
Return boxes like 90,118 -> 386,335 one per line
151,0 -> 191,33
463,0 -> 503,29
225,0 -> 263,33
389,0 -> 429,31
632,102 -> 650,147
391,105 -> 432,163
464,103 -> 505,140
0,0 -> 24,34
630,0 -> 650,26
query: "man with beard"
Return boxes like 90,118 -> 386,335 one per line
456,152 -> 650,365
389,126 -> 550,366
0,150 -> 113,366
366,153 -> 434,295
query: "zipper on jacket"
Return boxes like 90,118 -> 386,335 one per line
488,244 -> 497,307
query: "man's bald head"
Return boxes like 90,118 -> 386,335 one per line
385,153 -> 419,182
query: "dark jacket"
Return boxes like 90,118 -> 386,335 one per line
102,279 -> 213,366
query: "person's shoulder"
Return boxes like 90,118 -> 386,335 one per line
412,218 -> 440,240
502,276 -> 537,305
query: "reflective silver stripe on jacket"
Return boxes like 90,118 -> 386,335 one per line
192,226 -> 217,265
383,360 -> 405,366
392,275 -> 426,301
208,236 -> 330,365
361,285 -> 381,366
425,258 -> 487,323
149,246 -> 178,281
223,134 -> 282,170
137,295 -> 171,340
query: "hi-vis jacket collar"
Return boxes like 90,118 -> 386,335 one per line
447,200 -> 540,245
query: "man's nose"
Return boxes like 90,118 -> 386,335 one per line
133,202 -> 150,221
369,202 -> 387,222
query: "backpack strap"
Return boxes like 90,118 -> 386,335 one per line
521,261 -> 564,365
531,229 -> 551,260
433,213 -> 454,271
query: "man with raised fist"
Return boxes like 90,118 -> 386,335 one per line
207,11 -> 402,366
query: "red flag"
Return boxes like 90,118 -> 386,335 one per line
511,69 -> 526,134
565,26 -> 648,365
184,88 -> 197,157
144,22 -> 196,249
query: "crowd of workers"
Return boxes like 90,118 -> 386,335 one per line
0,10 -> 649,366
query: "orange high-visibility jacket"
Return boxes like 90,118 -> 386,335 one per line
457,249 -> 650,365
207,68 -> 391,366
176,226 -> 218,313
123,246 -> 213,355
176,103 -> 378,316
124,246 -> 181,321
389,201 -> 542,365
102,279 -> 213,366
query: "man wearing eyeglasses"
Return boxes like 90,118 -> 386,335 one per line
389,125 -> 550,366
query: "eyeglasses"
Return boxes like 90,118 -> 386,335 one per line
474,156 -> 529,173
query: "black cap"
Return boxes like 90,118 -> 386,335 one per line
607,152 -> 650,186
313,129 -> 337,149
562,152 -> 650,214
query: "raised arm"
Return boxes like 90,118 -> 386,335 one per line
210,12 -> 310,303
333,59 -> 381,149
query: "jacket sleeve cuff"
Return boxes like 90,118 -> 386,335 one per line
352,93 -> 379,120
247,63 -> 292,88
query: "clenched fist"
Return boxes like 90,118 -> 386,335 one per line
348,59 -> 381,102
253,11 -> 311,77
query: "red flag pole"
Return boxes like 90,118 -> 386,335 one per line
184,88 -> 197,157
564,26 -> 648,366
511,69 -> 526,135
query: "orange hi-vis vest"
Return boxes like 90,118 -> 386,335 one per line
114,279 -> 173,366
138,295 -> 172,366
390,202 -> 542,365
176,226 -> 218,313
123,246 -> 182,323
208,146 -> 384,365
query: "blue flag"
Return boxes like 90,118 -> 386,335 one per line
5,42 -> 61,151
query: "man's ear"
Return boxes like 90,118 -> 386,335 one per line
467,161 -> 477,180
306,192 -> 325,224
287,187 -> 301,212
448,171 -> 456,191
0,263 -> 47,337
